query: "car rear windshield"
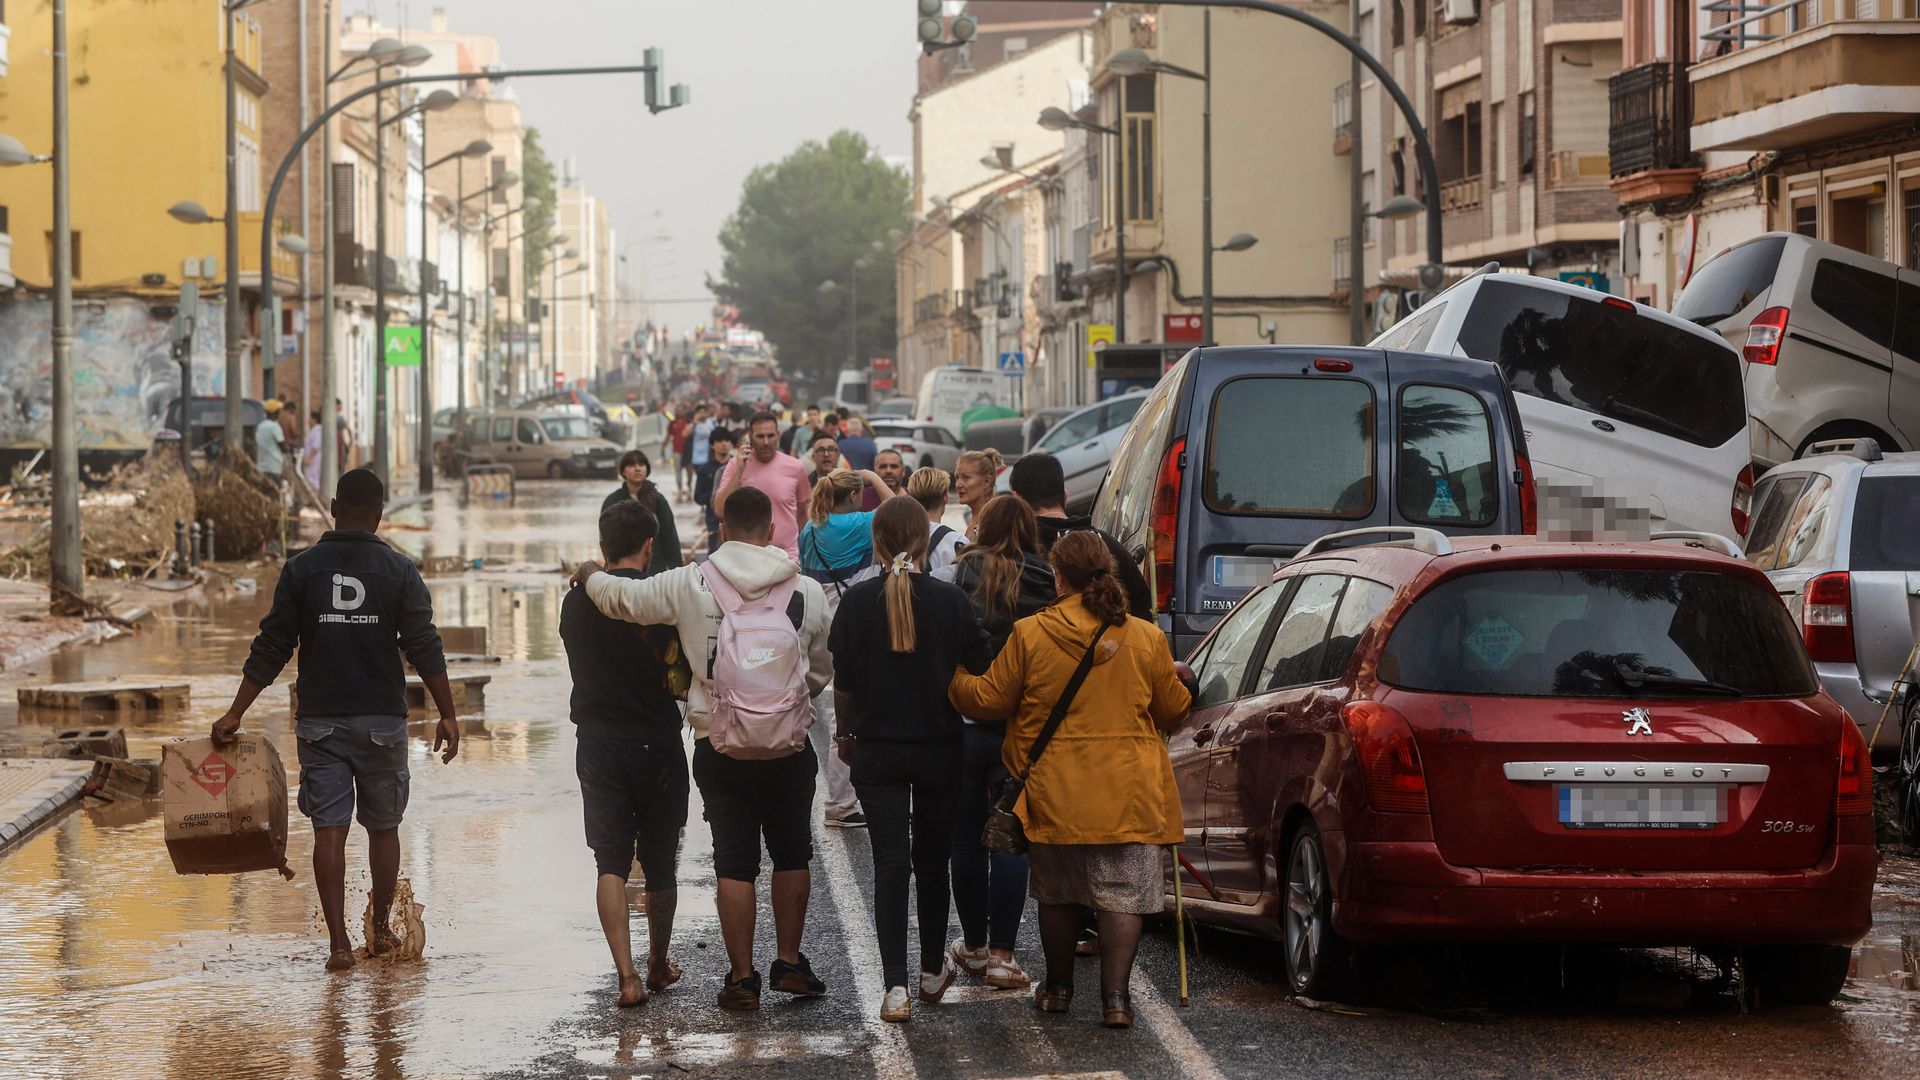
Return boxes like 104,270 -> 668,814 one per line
1849,475 -> 1920,572
1457,279 -> 1745,448
1672,236 -> 1787,325
1379,567 -> 1817,698
1204,376 -> 1374,517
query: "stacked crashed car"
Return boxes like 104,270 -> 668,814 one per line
1167,527 -> 1876,1006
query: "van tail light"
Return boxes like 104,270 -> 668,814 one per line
1744,307 -> 1789,366
1802,571 -> 1855,663
1150,437 -> 1185,615
1836,716 -> 1871,817
1515,450 -> 1539,535
1730,463 -> 1756,537
1342,701 -> 1430,814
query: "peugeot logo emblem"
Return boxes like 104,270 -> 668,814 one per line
1622,707 -> 1653,737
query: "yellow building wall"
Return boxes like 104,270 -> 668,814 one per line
0,2 -> 269,291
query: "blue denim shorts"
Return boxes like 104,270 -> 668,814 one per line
295,715 -> 411,830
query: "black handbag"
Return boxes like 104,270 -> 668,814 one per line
982,624 -> 1110,856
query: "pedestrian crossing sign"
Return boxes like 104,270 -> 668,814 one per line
385,326 -> 422,367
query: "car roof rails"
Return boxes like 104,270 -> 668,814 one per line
1648,531 -> 1744,558
1297,526 -> 1453,560
1801,437 -> 1882,462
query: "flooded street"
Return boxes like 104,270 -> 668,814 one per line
0,479 -> 1916,1079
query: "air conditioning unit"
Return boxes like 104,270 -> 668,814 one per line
1442,0 -> 1480,25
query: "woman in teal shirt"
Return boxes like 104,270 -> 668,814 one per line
799,468 -> 892,606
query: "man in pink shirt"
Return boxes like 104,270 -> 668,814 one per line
715,411 -> 813,559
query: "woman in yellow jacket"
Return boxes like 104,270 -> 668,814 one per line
950,530 -> 1191,1028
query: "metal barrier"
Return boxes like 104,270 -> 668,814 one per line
465,463 -> 516,505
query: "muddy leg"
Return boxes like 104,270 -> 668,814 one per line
313,825 -> 355,969
366,827 -> 400,954
596,874 -> 647,1006
645,887 -> 680,991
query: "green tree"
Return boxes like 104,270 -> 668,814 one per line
521,127 -> 558,283
710,131 -> 909,385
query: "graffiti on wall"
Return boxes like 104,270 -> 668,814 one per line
0,296 -> 228,450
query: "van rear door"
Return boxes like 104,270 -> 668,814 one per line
1182,348 -> 1390,649
1382,350 -> 1517,537
1453,279 -> 1749,536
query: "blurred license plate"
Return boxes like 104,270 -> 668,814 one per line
1210,555 -> 1284,591
1557,785 -> 1725,829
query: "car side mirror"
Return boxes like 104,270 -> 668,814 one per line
1173,661 -> 1199,700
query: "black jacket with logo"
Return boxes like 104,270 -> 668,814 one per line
242,529 -> 447,718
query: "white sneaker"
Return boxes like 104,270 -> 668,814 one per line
881,985 -> 912,1023
949,939 -> 990,979
983,953 -> 1031,990
919,961 -> 957,1004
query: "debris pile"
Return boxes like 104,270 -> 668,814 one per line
0,450 -> 195,579
189,454 -> 283,560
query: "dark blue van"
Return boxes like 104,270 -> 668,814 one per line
1089,346 -> 1535,657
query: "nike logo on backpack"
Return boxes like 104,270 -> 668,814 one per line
740,647 -> 781,670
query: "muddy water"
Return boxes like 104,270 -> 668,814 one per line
0,481 -> 720,1078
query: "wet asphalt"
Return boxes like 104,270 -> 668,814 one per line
0,476 -> 1915,1079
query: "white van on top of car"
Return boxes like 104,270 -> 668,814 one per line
913,364 -> 1010,440
1372,270 -> 1753,540
1674,232 -> 1920,469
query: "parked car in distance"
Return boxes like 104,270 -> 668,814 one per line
868,419 -> 962,474
1168,526 -> 1876,1004
462,410 -> 621,479
963,417 -> 1031,465
1375,271 -> 1753,541
1092,345 -> 1534,658
163,396 -> 265,459
833,369 -> 871,413
914,364 -> 1009,436
995,391 -> 1148,513
1675,233 -> 1919,468
869,396 -> 918,421
1742,437 -> 1920,753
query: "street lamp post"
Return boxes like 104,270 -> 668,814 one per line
220,0 -> 274,458
460,173 -> 515,423
482,205 -> 524,409
395,117 -> 483,495
818,254 -> 869,376
1038,106 -> 1126,342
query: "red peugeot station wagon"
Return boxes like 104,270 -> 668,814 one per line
1166,527 -> 1878,1005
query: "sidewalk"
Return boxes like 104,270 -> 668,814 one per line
0,579 -> 120,672
0,758 -> 94,853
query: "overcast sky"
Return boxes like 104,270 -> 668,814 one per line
367,0 -> 916,332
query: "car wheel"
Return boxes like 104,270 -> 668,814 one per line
1282,822 -> 1348,999
1742,945 -> 1852,1007
546,460 -> 566,480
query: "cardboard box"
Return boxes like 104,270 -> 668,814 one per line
162,734 -> 291,877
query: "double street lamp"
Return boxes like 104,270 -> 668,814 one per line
818,254 -> 871,375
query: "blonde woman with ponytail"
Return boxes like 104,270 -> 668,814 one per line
797,465 -> 889,830
827,496 -> 993,1024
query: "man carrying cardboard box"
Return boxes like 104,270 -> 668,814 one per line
212,467 -> 460,972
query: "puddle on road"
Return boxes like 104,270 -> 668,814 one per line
0,478 -> 728,1077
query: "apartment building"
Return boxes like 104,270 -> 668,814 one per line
1609,2 -> 1920,309
554,177 -> 615,389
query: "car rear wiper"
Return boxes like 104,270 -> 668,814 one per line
1612,662 -> 1741,696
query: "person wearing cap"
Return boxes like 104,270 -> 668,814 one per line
257,399 -> 288,486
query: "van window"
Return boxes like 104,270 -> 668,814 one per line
1673,236 -> 1787,324
1253,575 -> 1344,692
1456,278 -> 1744,448
516,419 -> 542,444
1102,359 -> 1184,544
1809,259 -> 1898,349
1775,475 -> 1831,570
492,417 -> 513,441
1372,300 -> 1448,351
1380,568 -> 1817,698
1192,581 -> 1285,708
1849,475 -> 1920,572
1204,377 -> 1375,517
1397,385 -> 1497,526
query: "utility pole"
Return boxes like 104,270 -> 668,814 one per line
418,113 -> 434,496
1199,9 -> 1214,346
319,0 -> 338,498
372,85 -> 391,481
49,0 -> 81,610
1348,4 -> 1366,344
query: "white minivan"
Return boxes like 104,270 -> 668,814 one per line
913,364 -> 1010,439
1372,272 -> 1753,539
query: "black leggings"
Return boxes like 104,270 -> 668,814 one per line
851,738 -> 962,989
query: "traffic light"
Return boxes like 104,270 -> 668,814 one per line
644,47 -> 690,115
916,1 -> 976,52
916,0 -> 942,43
1054,261 -> 1077,302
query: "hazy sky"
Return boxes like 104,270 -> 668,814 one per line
366,0 -> 917,332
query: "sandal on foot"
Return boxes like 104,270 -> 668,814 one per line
1101,989 -> 1134,1028
1034,979 -> 1074,1013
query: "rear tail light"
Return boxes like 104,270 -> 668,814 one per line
1835,716 -> 1871,817
1803,571 -> 1855,663
1731,463 -> 1756,537
1602,295 -> 1636,312
1744,307 -> 1789,366
1514,450 -> 1539,534
1150,437 -> 1185,615
1342,701 -> 1430,814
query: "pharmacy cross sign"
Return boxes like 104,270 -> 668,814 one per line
384,326 -> 422,368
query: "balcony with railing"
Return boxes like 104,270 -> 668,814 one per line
1333,82 -> 1354,155
1690,3 -> 1920,151
237,212 -> 300,285
1609,61 -> 1699,204
1440,176 -> 1484,212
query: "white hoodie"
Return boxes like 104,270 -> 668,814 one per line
585,541 -> 833,738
